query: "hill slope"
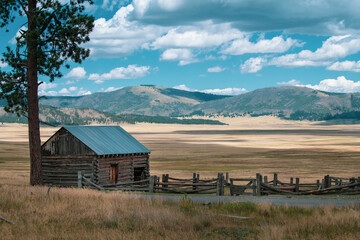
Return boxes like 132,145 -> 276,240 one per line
39,85 -> 230,117
3,85 -> 360,122
0,105 -> 225,125
196,86 -> 360,120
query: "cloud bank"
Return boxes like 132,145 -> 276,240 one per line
88,65 -> 151,83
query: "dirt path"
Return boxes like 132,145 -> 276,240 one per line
138,194 -> 360,207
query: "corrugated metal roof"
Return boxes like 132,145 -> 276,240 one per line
63,126 -> 150,155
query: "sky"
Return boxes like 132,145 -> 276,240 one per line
1,0 -> 360,96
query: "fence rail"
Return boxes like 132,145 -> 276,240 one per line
77,171 -> 360,196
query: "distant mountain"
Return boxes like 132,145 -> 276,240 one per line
2,85 -> 360,122
196,86 -> 360,120
0,105 -> 225,125
40,85 -> 230,117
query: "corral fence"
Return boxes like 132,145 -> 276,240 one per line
154,173 -> 224,195
78,171 -> 225,195
255,173 -> 360,196
77,171 -> 360,196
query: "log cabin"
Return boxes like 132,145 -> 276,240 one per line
41,126 -> 150,187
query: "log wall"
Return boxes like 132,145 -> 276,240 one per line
42,156 -> 94,187
97,154 -> 150,186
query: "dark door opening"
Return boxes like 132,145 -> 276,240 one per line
110,164 -> 119,183
134,167 -> 146,181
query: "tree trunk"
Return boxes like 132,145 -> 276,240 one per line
28,0 -> 42,185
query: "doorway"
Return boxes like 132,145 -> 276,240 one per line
134,167 -> 146,181
110,164 -> 119,183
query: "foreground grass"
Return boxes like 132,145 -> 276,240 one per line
1,185 -> 360,240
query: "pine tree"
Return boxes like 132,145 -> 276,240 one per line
0,0 -> 94,185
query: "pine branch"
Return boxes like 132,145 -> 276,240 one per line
16,0 -> 29,18
21,113 -> 58,127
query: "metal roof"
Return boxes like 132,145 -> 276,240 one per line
63,126 -> 150,155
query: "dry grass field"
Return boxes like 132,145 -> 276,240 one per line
1,117 -> 360,239
2,116 -> 360,184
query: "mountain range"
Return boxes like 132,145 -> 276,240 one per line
39,85 -> 229,117
40,85 -> 360,120
1,85 -> 360,125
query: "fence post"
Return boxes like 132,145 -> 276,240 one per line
216,173 -> 224,196
216,173 -> 221,196
252,179 -> 256,196
193,173 -> 197,191
77,171 -> 82,188
225,172 -> 229,185
221,173 -> 224,196
273,173 -> 278,186
256,173 -> 262,196
290,177 -> 294,186
264,176 -> 268,184
149,176 -> 155,193
295,178 -> 300,193
162,174 -> 168,189
324,175 -> 330,188
316,180 -> 320,189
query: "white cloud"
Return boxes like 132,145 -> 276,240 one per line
88,65 -> 151,84
202,88 -> 247,95
304,76 -> 360,93
131,0 -> 360,35
65,80 -> 76,85
151,21 -> 243,49
77,89 -> 91,96
277,79 -> 301,86
48,86 -> 90,96
157,0 -> 183,11
83,1 -> 98,13
101,0 -> 125,11
104,86 -> 123,92
269,35 -> 360,67
222,36 -> 302,55
68,86 -> 78,92
240,35 -> 360,73
38,82 -> 58,96
173,84 -> 191,91
10,26 -> 27,44
64,67 -> 87,79
160,48 -> 197,65
327,60 -> 360,72
88,4 -> 169,58
0,61 -> 8,68
207,66 -> 226,73
240,57 -> 267,73
133,0 -> 151,17
59,88 -> 70,94
173,84 -> 247,95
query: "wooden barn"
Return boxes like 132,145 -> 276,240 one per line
41,126 -> 151,187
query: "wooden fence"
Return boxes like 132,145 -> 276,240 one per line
78,171 -> 225,195
230,178 -> 256,196
77,171 -> 360,196
154,173 -> 224,195
255,173 -> 360,196
78,171 -> 154,192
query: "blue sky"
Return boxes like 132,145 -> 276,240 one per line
1,0 -> 360,96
